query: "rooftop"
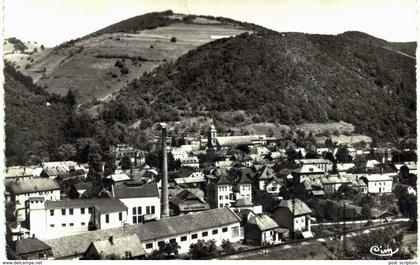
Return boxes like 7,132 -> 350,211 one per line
8,178 -> 60,194
113,183 -> 159,199
88,234 -> 145,258
277,199 -> 312,216
16,237 -> 51,255
45,199 -> 127,214
248,214 -> 279,231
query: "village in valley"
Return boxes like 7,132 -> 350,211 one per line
4,120 -> 417,260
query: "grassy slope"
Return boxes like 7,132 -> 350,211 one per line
8,11 -> 251,104
104,30 -> 416,142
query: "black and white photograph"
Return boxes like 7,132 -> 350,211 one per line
1,0 -> 418,261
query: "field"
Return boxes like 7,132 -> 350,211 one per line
6,21 -> 249,104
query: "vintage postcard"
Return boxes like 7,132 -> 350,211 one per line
1,0 -> 417,262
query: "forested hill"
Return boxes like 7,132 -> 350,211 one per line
4,63 -> 71,165
101,30 -> 416,142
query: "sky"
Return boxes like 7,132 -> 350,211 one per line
2,0 -> 418,47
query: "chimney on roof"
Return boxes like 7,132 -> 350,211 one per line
161,124 -> 169,218
109,236 -> 114,245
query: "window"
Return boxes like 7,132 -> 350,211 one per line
138,207 -> 142,215
225,195 -> 228,199
50,210 -> 54,216
169,238 -> 176,244
133,207 -> 137,215
146,206 -> 150,214
158,241 -> 165,247
81,208 -> 85,214
151,206 -> 155,214
69,208 -> 74,215
62,223 -> 66,227
70,223 -> 74,227
222,227 -> 228,233
202,231 -> 208,237
219,196 -> 223,200
132,216 -> 137,224
219,204 -> 223,208
50,224 -> 55,228
146,243 -> 153,249
132,207 -> 142,223
181,236 -> 187,242
192,234 -> 198,239
61,209 -> 66,215
105,214 -> 109,223
212,229 -> 218,235
81,222 -> 85,226
88,207 -> 92,214
119,212 -> 122,221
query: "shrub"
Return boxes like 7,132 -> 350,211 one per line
120,67 -> 129,75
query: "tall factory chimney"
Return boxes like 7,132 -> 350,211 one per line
161,123 -> 169,218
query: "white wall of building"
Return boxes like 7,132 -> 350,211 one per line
120,197 -> 160,224
141,222 -> 241,254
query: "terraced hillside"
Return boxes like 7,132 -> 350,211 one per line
5,11 -> 251,104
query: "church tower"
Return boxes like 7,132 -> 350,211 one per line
208,120 -> 217,148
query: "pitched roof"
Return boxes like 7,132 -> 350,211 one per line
8,178 -> 60,194
256,166 -> 275,180
174,175 -> 206,185
362,174 -> 393,182
113,183 -> 159,199
321,176 -> 351,184
45,199 -> 127,214
216,172 -> 232,185
277,199 -> 312,216
297,158 -> 333,165
248,214 -> 279,231
88,234 -> 145,258
238,174 -> 253,184
135,207 -> 240,241
16,237 -> 51,255
5,166 -> 40,179
234,198 -> 254,207
293,164 -> 324,174
45,208 -> 239,259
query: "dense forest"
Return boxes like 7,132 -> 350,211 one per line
101,30 -> 416,142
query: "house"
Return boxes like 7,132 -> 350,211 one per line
292,164 -> 325,184
112,183 -> 160,224
170,189 -> 210,215
215,159 -> 234,168
210,173 -> 253,208
273,199 -> 312,236
15,237 -> 53,260
109,144 -> 146,169
6,178 -> 61,222
180,156 -> 200,168
82,234 -> 145,260
321,176 -> 351,194
360,174 -> 393,194
5,166 -> 44,181
231,198 -> 262,214
366,160 -> 381,169
295,158 -> 333,172
347,176 -> 368,194
41,161 -> 88,179
255,166 -> 275,190
316,148 -> 330,156
336,163 -> 355,172
28,198 -> 128,239
244,214 -> 288,246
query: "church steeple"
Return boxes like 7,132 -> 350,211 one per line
208,119 -> 217,148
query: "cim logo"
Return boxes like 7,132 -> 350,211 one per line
370,245 -> 399,257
